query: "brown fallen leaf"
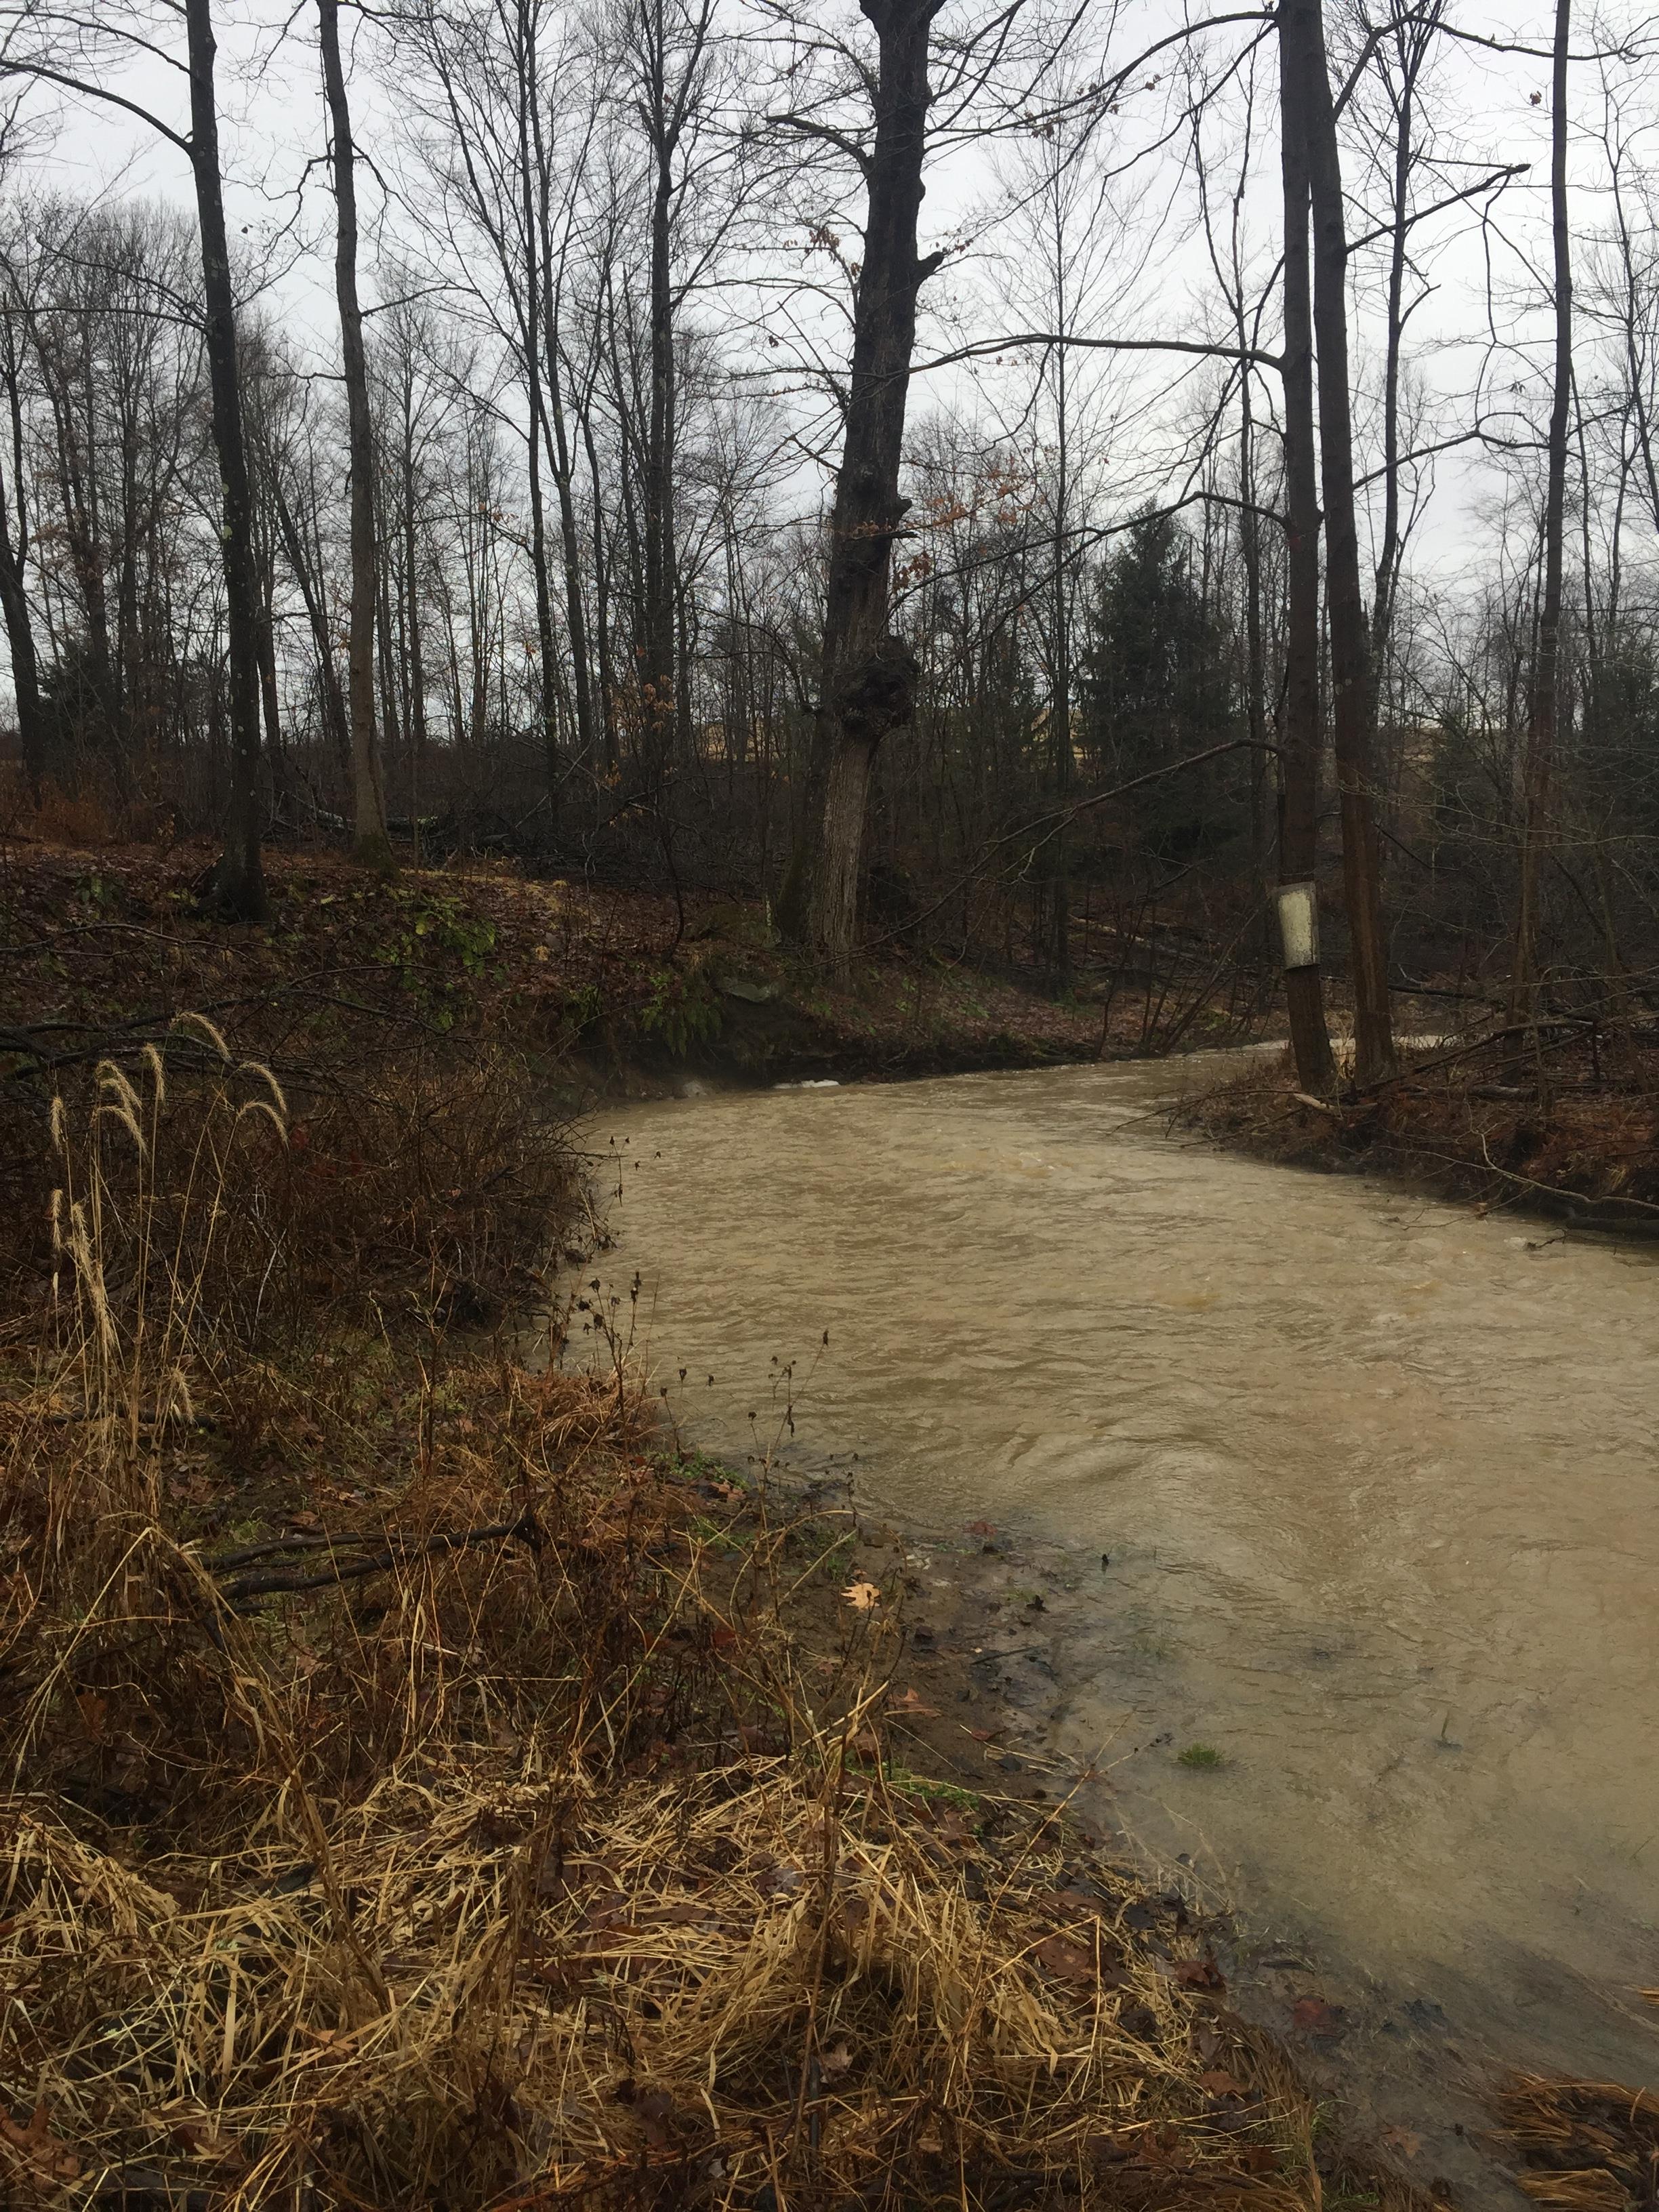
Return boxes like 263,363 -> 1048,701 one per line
1174,1952 -> 1225,1990
841,1580 -> 881,1611
966,1725 -> 998,1742
1198,2069 -> 1245,2097
887,1687 -> 939,1717
1382,2125 -> 1423,2159
1290,1994 -> 1345,2036
0,2103 -> 81,2183
172,2122 -> 247,2169
966,1519 -> 996,1536
1035,1933 -> 1099,1984
820,2041 -> 853,2076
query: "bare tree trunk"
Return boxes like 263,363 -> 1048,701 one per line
0,463 -> 43,802
1293,0 -> 1394,1082
320,0 -> 390,870
513,0 -> 561,813
1513,0 -> 1571,1020
188,0 -> 266,920
272,477 -> 350,787
581,398 -> 620,782
399,378 -> 428,844
777,0 -> 942,972
1277,12 -> 1337,1094
1372,4 -> 1439,669
0,295 -> 43,802
643,47 -> 678,773
543,340 -> 596,792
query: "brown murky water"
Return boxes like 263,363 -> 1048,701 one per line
581,1055 -> 1659,2115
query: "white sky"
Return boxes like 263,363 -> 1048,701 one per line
10,0 -> 1652,626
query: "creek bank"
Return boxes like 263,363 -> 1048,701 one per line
1174,1029 -> 1659,1235
693,1452 -> 1532,2212
0,837 -> 1143,1122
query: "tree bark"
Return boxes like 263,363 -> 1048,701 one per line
398,373 -> 428,846
1277,10 -> 1337,1094
777,0 -> 942,972
319,0 -> 390,870
638,0 -> 702,779
1292,0 -> 1394,1082
0,298 -> 43,801
0,457 -> 43,802
272,476 -> 350,786
187,0 -> 267,920
1513,0 -> 1571,1020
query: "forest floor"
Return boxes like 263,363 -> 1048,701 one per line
1175,1020 -> 1659,1236
0,832 -> 1639,2209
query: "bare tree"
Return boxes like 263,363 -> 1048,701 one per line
1288,0 -> 1395,1081
319,0 -> 390,867
775,0 -> 943,970
1276,5 -> 1338,1094
1513,0 -> 1572,1019
0,0 -> 268,914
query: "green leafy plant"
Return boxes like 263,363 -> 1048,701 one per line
376,886 -> 497,975
1177,1742 -> 1224,1769
638,964 -> 722,1056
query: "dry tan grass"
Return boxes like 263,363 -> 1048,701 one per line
3,1740 -> 1343,2211
1494,2076 -> 1659,2212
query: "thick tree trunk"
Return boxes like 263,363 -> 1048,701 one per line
777,0 -> 942,972
1513,0 -> 1571,1019
0,339 -> 43,801
320,0 -> 390,871
1292,0 -> 1394,1082
0,472 -> 43,802
1276,13 -> 1337,1094
187,0 -> 266,921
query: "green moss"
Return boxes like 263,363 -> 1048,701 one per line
1177,1742 -> 1224,1769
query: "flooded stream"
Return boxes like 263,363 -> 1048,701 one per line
581,1053 -> 1659,2145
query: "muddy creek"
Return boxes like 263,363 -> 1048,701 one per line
582,1054 -> 1659,2133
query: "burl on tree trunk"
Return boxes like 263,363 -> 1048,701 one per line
777,0 -> 943,975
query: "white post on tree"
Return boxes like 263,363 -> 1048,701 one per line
1277,880 -> 1319,970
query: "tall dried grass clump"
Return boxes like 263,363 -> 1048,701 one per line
41,1016 -> 288,1523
